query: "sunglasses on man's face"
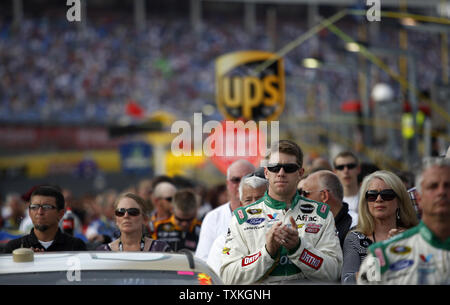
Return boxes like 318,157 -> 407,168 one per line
334,163 -> 357,171
365,189 -> 397,202
298,188 -> 324,198
175,215 -> 195,223
229,177 -> 242,184
115,208 -> 141,217
243,170 -> 265,180
267,163 -> 300,173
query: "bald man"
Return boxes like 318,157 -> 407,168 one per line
195,159 -> 255,262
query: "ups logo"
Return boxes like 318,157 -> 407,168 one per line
215,51 -> 285,121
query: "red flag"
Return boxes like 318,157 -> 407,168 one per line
125,100 -> 144,118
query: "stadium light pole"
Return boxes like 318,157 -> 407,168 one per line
12,0 -> 23,32
134,0 -> 146,32
190,0 -> 202,34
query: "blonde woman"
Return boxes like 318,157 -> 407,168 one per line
98,193 -> 171,252
341,170 -> 419,284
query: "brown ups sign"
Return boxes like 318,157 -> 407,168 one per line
215,51 -> 285,122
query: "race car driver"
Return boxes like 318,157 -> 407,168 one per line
357,157 -> 450,284
220,140 -> 342,284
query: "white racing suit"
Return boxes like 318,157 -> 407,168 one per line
357,221 -> 450,285
220,192 -> 342,284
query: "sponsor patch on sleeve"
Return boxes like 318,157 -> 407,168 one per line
242,251 -> 262,267
299,249 -> 323,270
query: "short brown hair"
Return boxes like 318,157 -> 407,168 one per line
333,151 -> 359,168
173,189 -> 198,213
267,140 -> 304,167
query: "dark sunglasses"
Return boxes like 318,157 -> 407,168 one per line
175,215 -> 195,223
365,189 -> 397,202
267,163 -> 300,173
334,163 -> 357,171
229,177 -> 241,184
29,204 -> 57,211
298,188 -> 324,198
243,170 -> 266,180
115,208 -> 141,217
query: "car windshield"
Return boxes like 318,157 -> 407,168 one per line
0,270 -> 215,285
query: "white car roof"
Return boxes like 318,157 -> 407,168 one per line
0,251 -> 215,276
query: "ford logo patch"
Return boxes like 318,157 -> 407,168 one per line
389,259 -> 414,271
246,218 -> 265,225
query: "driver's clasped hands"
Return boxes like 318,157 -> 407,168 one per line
265,216 -> 300,257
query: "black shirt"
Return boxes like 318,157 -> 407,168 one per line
3,228 -> 87,253
334,202 -> 354,249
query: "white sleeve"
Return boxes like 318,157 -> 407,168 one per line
206,234 -> 225,276
195,211 -> 216,261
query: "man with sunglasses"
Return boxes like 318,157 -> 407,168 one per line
195,159 -> 255,262
149,181 -> 177,237
4,186 -> 86,253
358,157 -> 450,284
333,151 -> 361,215
220,140 -> 342,284
152,189 -> 202,252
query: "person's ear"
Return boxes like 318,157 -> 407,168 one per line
298,167 -> 305,177
58,209 -> 66,220
321,190 -> 330,203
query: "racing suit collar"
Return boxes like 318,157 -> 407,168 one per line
263,191 -> 301,210
419,221 -> 450,250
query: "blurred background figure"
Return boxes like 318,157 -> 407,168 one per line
148,181 -> 177,236
137,178 -> 154,215
152,189 -> 202,252
309,157 -> 333,174
198,183 -> 228,221
195,159 -> 254,262
207,170 -> 268,274
85,189 -> 119,248
333,151 -> 361,215
1,193 -> 26,232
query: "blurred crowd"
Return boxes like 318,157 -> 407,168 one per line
0,14 -> 445,124
0,174 -> 228,249
0,154 -> 413,250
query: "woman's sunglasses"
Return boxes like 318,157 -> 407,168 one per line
115,208 -> 141,217
266,163 -> 300,173
365,189 -> 397,202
